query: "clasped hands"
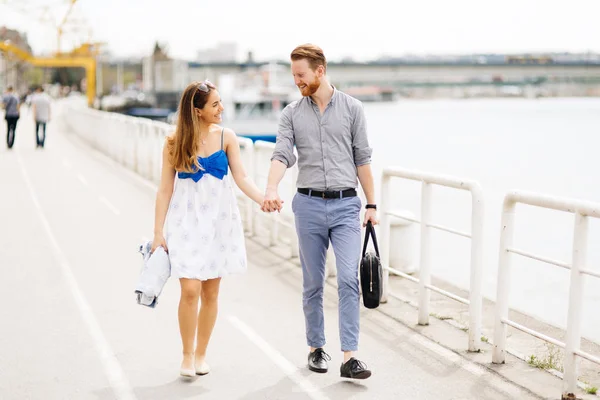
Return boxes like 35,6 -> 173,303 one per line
260,188 -> 283,213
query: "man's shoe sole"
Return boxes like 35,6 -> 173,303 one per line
341,370 -> 372,379
308,365 -> 328,373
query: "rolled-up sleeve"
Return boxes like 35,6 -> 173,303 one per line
271,105 -> 297,168
351,102 -> 372,166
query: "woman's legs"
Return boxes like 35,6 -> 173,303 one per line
195,278 -> 221,364
179,278 -> 202,370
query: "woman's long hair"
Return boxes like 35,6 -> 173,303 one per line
167,81 -> 215,172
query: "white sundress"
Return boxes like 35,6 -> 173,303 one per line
165,130 -> 247,280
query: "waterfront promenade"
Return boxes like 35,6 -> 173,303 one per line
0,104 -> 597,400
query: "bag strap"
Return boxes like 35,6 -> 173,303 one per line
361,221 -> 380,258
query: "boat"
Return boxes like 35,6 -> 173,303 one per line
99,89 -> 171,121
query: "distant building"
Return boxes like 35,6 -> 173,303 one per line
196,42 -> 237,63
0,26 -> 33,93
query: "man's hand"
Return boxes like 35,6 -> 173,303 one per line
262,187 -> 284,213
363,208 -> 378,227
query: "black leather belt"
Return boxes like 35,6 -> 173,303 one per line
298,188 -> 357,199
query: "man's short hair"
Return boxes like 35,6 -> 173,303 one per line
7,86 -> 13,91
291,44 -> 327,72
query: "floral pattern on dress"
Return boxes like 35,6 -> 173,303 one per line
165,171 -> 247,281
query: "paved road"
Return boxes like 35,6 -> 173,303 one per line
0,109 -> 542,399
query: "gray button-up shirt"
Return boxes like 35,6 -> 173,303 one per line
271,88 -> 372,191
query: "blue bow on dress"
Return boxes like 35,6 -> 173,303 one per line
178,150 -> 228,182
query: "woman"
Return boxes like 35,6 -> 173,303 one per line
152,80 -> 264,377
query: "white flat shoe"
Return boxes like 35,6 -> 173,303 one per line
180,353 -> 195,377
195,361 -> 210,375
180,367 -> 195,377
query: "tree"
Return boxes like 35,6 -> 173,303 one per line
51,67 -> 85,89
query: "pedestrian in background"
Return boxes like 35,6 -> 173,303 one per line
2,86 -> 21,149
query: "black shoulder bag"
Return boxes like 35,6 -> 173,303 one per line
360,221 -> 383,309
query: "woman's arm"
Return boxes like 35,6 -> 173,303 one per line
224,128 -> 264,205
152,137 -> 176,252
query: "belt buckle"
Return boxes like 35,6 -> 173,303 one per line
322,191 -> 326,199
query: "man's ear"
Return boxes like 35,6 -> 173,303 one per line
317,65 -> 325,77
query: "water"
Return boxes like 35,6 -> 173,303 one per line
363,98 -> 600,344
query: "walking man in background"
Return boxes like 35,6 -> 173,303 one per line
31,86 -> 51,148
2,86 -> 20,149
262,44 -> 378,380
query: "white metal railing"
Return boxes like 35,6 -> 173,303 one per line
241,140 -> 299,257
379,166 -> 484,352
492,190 -> 600,397
62,101 -> 300,256
236,137 -> 255,234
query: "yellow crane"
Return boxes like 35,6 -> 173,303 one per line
0,0 -> 101,106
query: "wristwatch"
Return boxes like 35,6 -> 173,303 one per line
365,204 -> 377,210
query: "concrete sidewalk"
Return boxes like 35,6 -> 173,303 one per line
0,110 -> 590,399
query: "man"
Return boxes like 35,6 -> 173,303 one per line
1,86 -> 20,149
31,86 -> 51,148
263,44 -> 378,380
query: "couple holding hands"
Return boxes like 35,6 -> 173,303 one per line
152,44 -> 377,380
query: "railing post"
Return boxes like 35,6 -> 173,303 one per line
135,121 -> 144,176
243,140 -> 255,236
152,126 -> 163,185
380,172 -> 391,303
468,186 -> 484,352
290,164 -> 299,258
252,143 -> 261,238
562,212 -> 588,397
492,197 -> 516,364
418,182 -> 432,325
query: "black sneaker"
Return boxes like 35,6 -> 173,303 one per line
308,348 -> 330,373
340,357 -> 372,379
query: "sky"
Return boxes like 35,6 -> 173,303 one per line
1,0 -> 599,62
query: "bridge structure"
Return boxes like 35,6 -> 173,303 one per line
151,58 -> 600,90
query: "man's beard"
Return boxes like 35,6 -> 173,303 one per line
299,76 -> 320,97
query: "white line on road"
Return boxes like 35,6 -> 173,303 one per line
16,152 -> 136,400
227,315 -> 330,400
99,196 -> 121,216
68,132 -> 159,193
76,173 -> 89,187
74,172 -> 120,216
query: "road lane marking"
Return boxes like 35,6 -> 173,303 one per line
16,152 -> 136,400
228,315 -> 330,400
75,172 -> 120,217
99,196 -> 121,216
76,172 -> 89,187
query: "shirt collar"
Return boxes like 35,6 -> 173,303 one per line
308,84 -> 337,106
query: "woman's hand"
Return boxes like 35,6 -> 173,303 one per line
151,233 -> 168,254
